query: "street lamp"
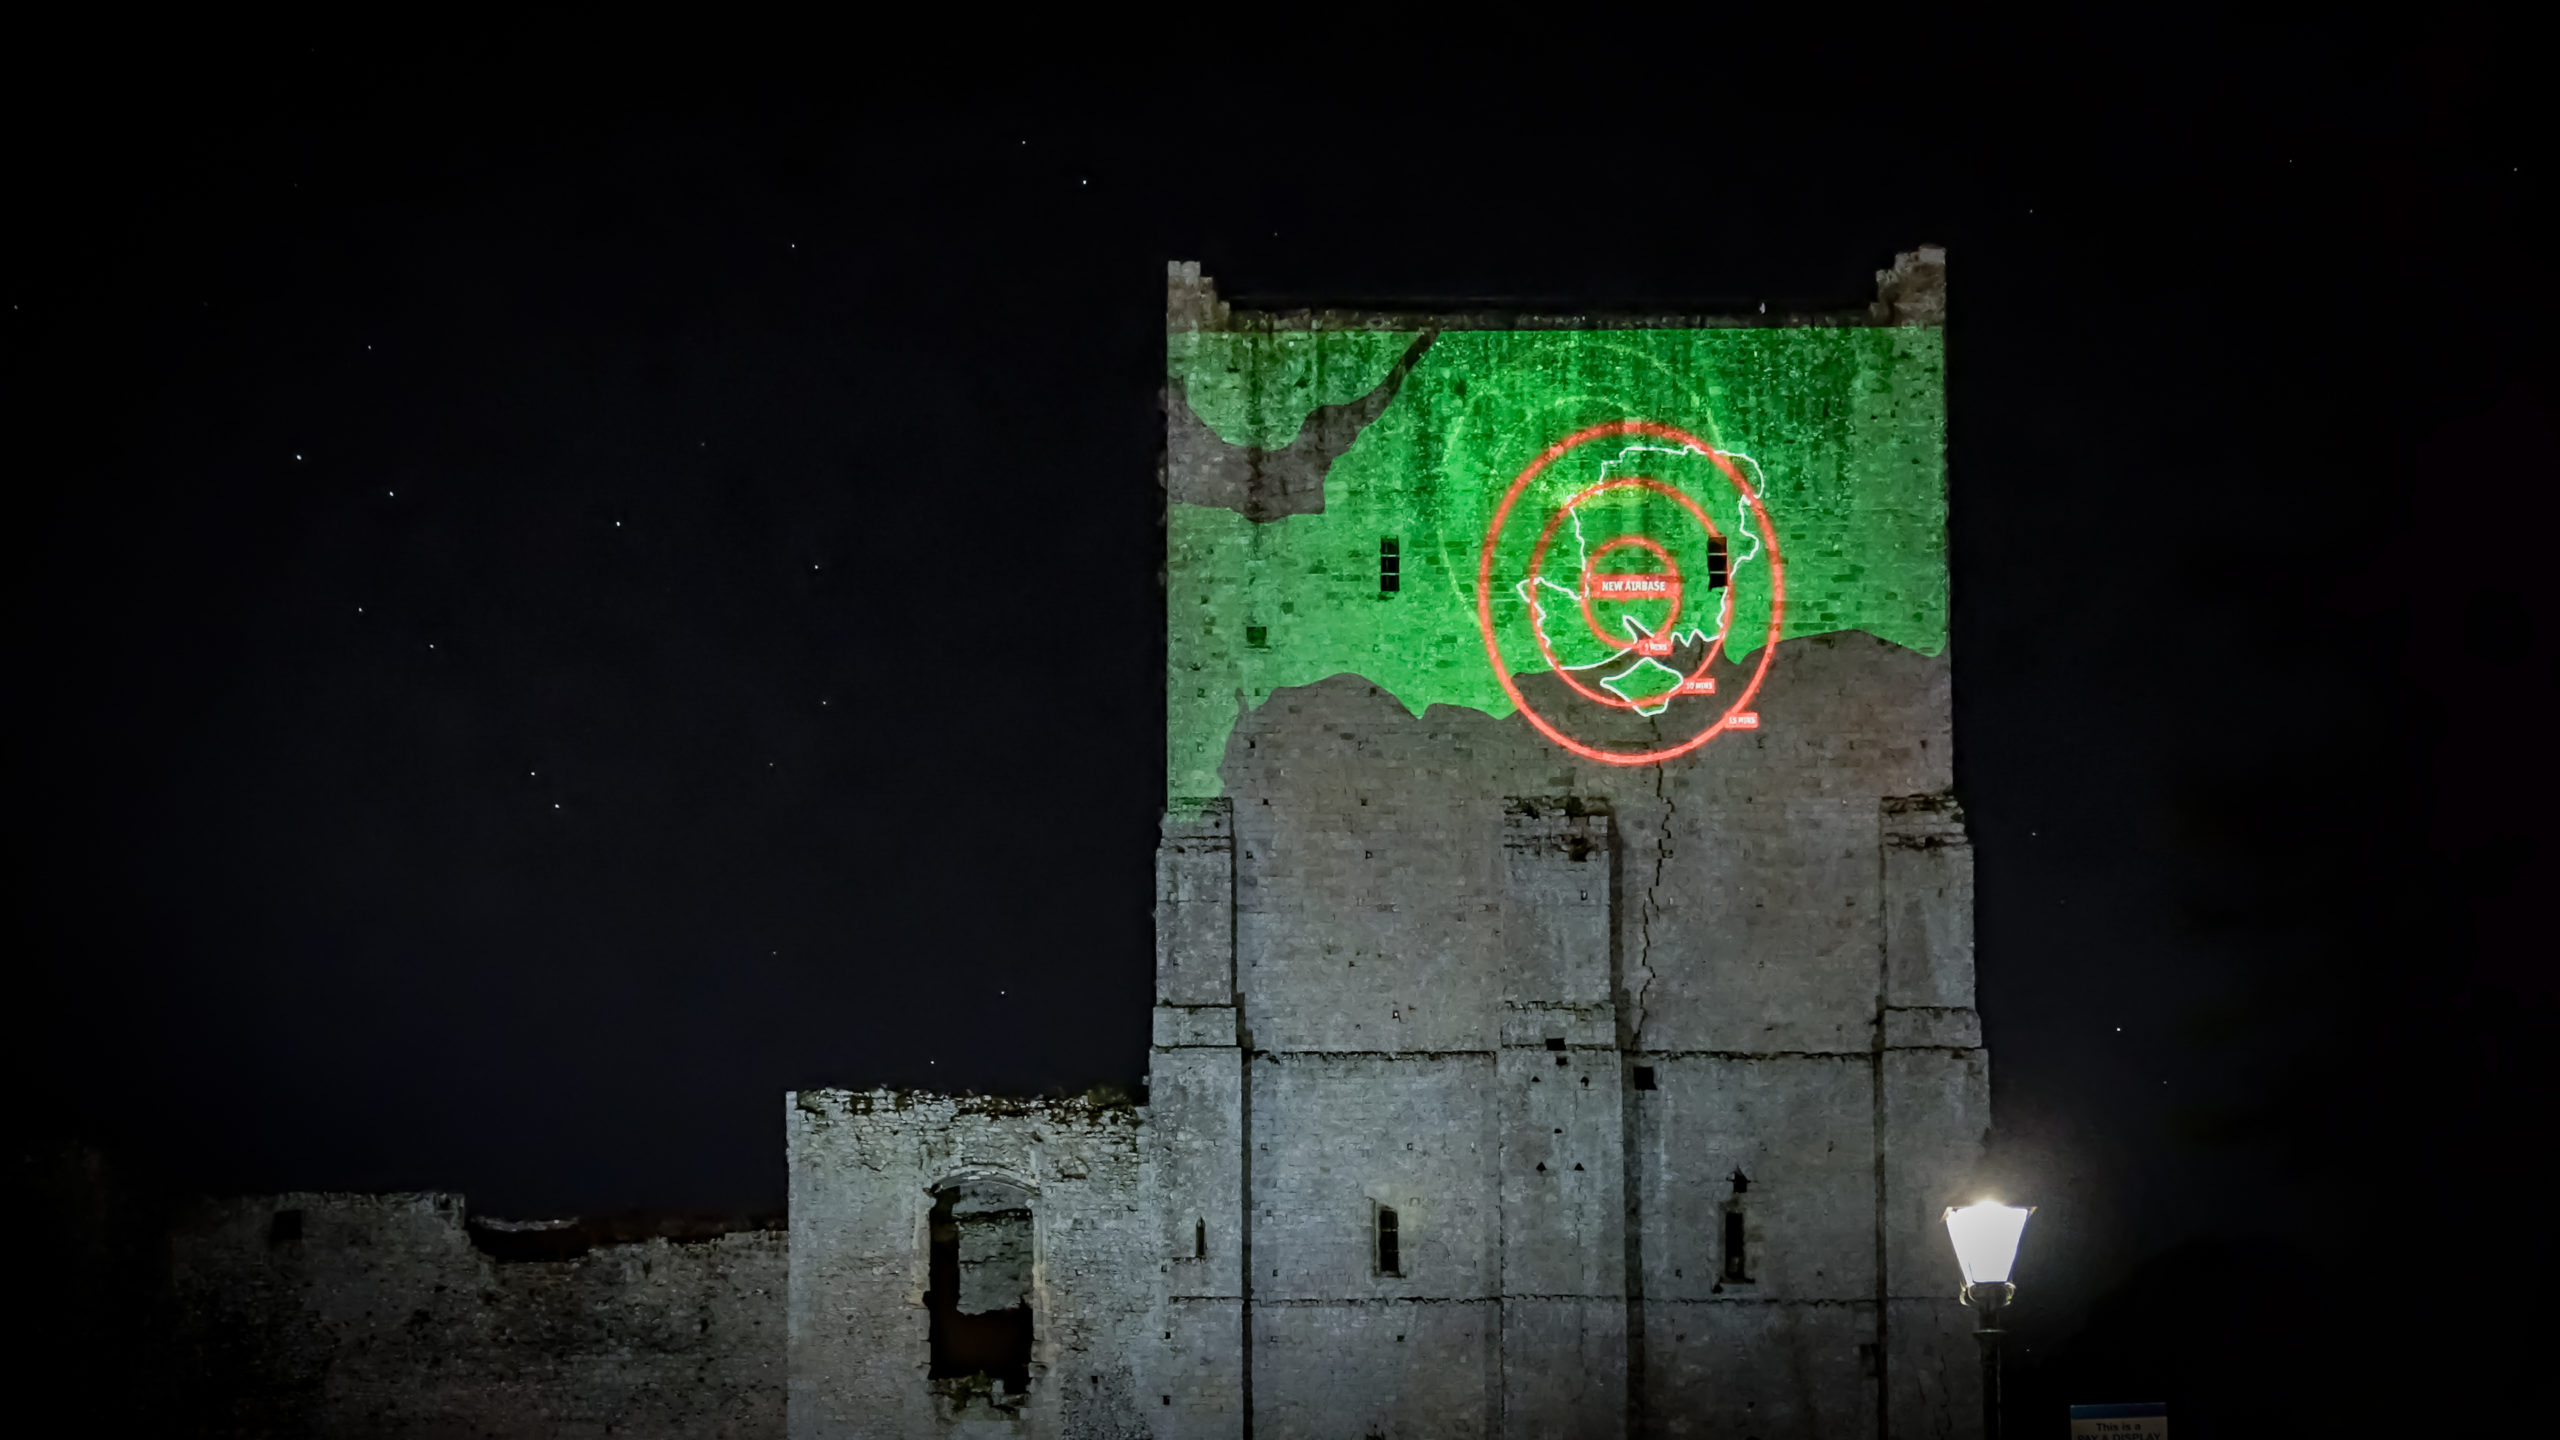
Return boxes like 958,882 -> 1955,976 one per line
1944,1200 -> 2034,1440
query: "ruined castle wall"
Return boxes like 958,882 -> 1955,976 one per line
785,1090 -> 1151,1440
170,1191 -> 785,1437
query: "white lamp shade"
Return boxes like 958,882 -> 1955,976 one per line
1942,1201 -> 2032,1285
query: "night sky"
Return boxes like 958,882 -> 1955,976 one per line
12,30 -> 2549,1426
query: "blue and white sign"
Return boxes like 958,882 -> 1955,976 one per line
2070,1401 -> 2167,1437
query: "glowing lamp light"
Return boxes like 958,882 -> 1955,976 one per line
1943,1199 -> 2034,1440
1943,1200 -> 2033,1286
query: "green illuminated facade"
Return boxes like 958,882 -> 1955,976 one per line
1168,320 -> 1947,794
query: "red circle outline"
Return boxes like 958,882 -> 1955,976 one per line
1474,420 -> 1786,765
1529,477 -> 1728,710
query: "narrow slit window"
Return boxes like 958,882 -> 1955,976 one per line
1707,535 -> 1730,589
1722,1208 -> 1748,1282
1194,1218 -> 1206,1260
1379,537 -> 1400,594
1376,1205 -> 1401,1276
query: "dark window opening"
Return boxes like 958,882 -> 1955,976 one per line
1556,1054 -> 1570,1067
929,1181 -> 1034,1394
1545,1037 -> 1566,1051
1376,1205 -> 1402,1276
1632,1066 -> 1657,1090
1245,625 -> 1267,647
267,1208 -> 303,1245
1379,537 -> 1400,594
1194,1218 -> 1206,1260
1707,535 -> 1730,589
1722,1207 -> 1749,1283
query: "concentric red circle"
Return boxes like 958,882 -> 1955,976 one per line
1529,477 -> 1726,711
1474,420 -> 1787,766
1576,535 -> 1684,650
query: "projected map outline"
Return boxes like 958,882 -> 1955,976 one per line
1479,420 -> 1787,764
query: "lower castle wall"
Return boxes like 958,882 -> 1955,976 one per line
163,1064 -> 1982,1439
170,1191 -> 785,1437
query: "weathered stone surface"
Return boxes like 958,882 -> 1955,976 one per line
171,1191 -> 784,1436
786,1090 -> 1151,1440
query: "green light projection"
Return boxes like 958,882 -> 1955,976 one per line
1167,327 -> 1945,797
1167,330 -> 1418,452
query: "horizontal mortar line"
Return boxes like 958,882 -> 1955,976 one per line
1642,1296 -> 1883,1308
1630,1049 -> 1875,1061
1248,1050 -> 1499,1061
1210,1047 -> 1920,1061
1237,1292 -> 1640,1303
1238,1045 -> 1625,1057
1246,1296 -> 1499,1308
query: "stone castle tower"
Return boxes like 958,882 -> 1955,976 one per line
785,252 -> 1989,1439
160,254 -> 1981,1437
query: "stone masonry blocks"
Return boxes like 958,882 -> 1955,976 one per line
1157,800 -> 1235,1008
1251,1299 -> 1498,1440
787,1090 -> 1149,1440
1632,1055 -> 1878,1303
1249,1054 -> 1499,1303
172,1192 -> 786,1437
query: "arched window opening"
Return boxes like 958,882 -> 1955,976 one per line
1195,1217 -> 1207,1260
928,1178 -> 1034,1402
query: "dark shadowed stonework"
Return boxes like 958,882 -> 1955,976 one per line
171,1194 -> 785,1434
162,255 -> 1984,1438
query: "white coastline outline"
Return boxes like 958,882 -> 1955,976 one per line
1509,441 -> 1772,712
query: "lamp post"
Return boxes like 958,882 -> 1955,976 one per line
1943,1200 -> 2034,1440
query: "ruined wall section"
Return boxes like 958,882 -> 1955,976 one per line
170,1191 -> 784,1437
785,1090 -> 1149,1440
